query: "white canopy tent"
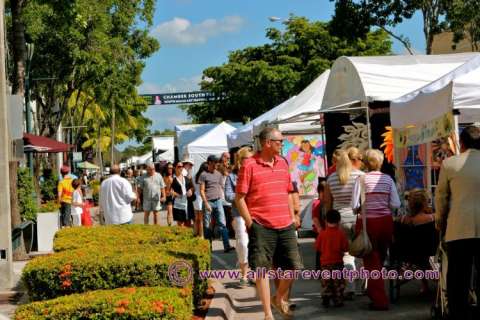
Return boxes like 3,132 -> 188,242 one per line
227,70 -> 330,149
186,121 -> 237,173
321,53 -> 480,111
227,97 -> 296,149
136,152 -> 152,165
175,123 -> 216,161
391,53 -> 480,129
152,136 -> 174,162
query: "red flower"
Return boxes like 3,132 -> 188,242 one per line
115,307 -> 126,314
61,280 -> 72,289
152,301 -> 164,313
115,299 -> 130,307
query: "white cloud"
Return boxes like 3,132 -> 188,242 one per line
151,16 -> 244,46
138,75 -> 202,94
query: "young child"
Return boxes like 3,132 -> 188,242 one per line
317,209 -> 349,307
312,178 -> 326,270
312,178 -> 327,233
71,179 -> 84,227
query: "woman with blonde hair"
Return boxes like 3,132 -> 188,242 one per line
325,149 -> 364,237
347,147 -> 363,171
225,146 -> 254,286
324,148 -> 365,299
352,149 -> 401,310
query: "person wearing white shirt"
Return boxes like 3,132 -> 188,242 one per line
99,164 -> 137,225
71,179 -> 84,226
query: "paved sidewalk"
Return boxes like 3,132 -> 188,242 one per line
208,238 -> 434,320
0,261 -> 28,319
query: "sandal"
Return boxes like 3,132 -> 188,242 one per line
271,295 -> 293,319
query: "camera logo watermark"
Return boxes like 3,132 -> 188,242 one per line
168,260 -> 193,287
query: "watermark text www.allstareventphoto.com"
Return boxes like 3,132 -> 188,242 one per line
167,260 -> 440,286
197,267 -> 439,282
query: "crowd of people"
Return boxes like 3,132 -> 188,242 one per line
55,124 -> 480,320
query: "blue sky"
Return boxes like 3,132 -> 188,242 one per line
126,0 -> 426,148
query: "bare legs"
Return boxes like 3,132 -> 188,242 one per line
144,211 -> 159,225
194,210 -> 204,238
166,204 -> 173,226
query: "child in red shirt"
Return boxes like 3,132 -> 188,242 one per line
317,209 -> 349,307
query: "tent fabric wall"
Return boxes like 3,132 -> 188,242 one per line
187,122 -> 237,174
322,53 -> 479,111
175,124 -> 216,160
152,136 -> 175,162
391,53 -> 480,128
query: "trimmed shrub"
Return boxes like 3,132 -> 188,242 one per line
17,167 -> 38,221
23,241 -> 209,304
14,286 -> 192,320
53,225 -> 193,252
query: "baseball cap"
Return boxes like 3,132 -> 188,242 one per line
207,154 -> 219,162
182,157 -> 194,165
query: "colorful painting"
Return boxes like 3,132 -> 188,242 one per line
282,135 -> 326,196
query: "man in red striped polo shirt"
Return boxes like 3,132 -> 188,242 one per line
235,127 -> 303,320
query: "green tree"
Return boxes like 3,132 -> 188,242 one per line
183,16 -> 391,123
330,0 -> 448,54
18,0 -> 158,138
446,0 -> 480,52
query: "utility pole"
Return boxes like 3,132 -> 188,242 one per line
0,0 -> 14,289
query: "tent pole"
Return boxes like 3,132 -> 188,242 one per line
363,101 -> 372,148
453,114 -> 461,155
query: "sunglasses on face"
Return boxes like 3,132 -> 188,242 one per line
176,165 -> 183,169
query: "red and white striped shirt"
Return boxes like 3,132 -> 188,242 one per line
351,171 -> 401,217
236,153 -> 293,229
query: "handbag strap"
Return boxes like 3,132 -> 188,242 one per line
360,175 -> 368,238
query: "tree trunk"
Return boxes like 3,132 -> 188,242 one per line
10,0 -> 29,260
10,0 -> 27,95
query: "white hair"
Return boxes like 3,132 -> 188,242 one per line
146,162 -> 155,169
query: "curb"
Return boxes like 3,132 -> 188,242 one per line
205,280 -> 235,320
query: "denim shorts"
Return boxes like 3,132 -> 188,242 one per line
248,221 -> 303,270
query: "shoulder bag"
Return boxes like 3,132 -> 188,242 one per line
349,175 -> 372,258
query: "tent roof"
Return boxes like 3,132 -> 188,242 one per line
77,161 -> 99,170
322,53 -> 480,110
188,122 -> 236,154
227,97 -> 295,149
23,133 -> 73,153
227,70 -> 330,148
391,54 -> 480,128
136,152 -> 152,165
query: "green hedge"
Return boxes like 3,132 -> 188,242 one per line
24,237 -> 210,304
15,286 -> 192,320
53,225 -> 193,252
22,243 -> 208,305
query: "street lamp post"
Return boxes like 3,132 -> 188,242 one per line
25,43 -> 34,174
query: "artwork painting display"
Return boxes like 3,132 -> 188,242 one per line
282,135 -> 326,196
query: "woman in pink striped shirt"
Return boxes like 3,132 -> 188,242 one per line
352,149 -> 401,310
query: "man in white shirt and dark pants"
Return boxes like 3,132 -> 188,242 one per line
99,164 -> 137,225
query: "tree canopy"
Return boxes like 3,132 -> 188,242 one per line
182,16 -> 392,123
7,0 -> 159,147
329,0 -> 448,54
446,0 -> 480,52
